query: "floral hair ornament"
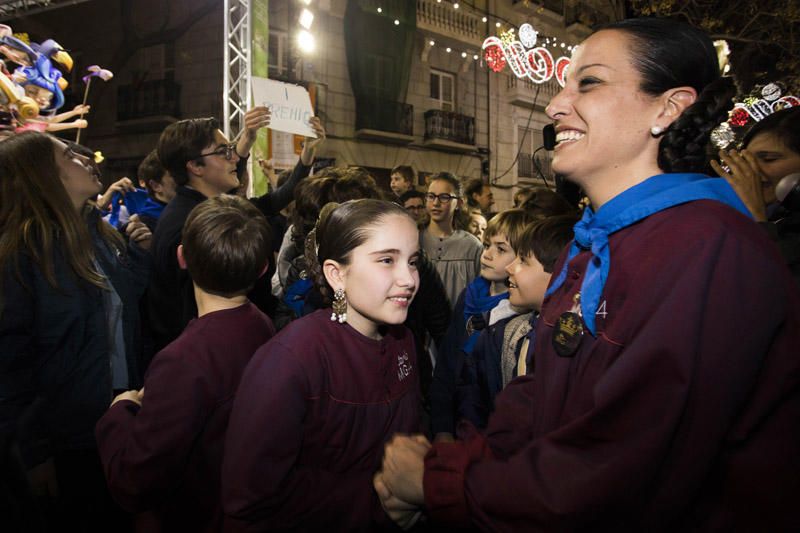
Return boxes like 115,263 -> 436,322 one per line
711,82 -> 800,149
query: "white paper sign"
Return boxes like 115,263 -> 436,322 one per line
252,77 -> 316,138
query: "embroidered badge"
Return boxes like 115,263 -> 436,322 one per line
397,351 -> 412,381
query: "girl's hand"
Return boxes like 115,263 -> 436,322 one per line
711,149 -> 768,221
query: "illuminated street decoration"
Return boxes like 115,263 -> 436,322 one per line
482,23 -> 570,87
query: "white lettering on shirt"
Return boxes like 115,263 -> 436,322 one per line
397,351 -> 412,382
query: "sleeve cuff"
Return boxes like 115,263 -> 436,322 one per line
423,431 -> 492,528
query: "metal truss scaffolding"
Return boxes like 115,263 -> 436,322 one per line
223,0 -> 251,139
0,0 -> 90,22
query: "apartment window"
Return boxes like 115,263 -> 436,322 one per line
430,69 -> 455,111
268,31 -> 289,77
517,126 -> 548,180
127,43 -> 174,82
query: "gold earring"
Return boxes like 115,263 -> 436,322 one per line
331,288 -> 347,323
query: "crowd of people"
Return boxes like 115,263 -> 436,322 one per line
1,16 -> 799,533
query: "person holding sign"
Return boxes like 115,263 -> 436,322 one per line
146,108 -> 325,354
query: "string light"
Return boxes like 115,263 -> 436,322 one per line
454,2 -> 459,8
376,7 -> 382,13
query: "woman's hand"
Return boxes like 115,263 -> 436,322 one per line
374,471 -> 423,530
711,149 -> 768,221
380,434 -> 430,507
126,214 -> 152,250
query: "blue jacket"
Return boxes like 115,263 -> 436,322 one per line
0,211 -> 150,468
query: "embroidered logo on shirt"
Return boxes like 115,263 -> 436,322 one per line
397,351 -> 412,381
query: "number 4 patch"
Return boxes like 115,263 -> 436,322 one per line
595,300 -> 608,319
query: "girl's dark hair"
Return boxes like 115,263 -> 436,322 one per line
599,18 -> 736,174
0,132 -> 123,310
304,199 -> 415,305
742,106 -> 800,154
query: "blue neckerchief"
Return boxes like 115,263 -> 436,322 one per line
462,276 -> 508,354
283,278 -> 313,317
546,173 -> 751,336
108,190 -> 165,228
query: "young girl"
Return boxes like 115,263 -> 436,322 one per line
421,172 -> 483,309
222,199 -> 421,531
0,132 -> 150,528
377,18 -> 800,531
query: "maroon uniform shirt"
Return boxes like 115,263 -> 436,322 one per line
223,309 -> 420,531
424,201 -> 800,531
96,302 -> 275,532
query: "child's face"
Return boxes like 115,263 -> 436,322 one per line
505,252 -> 551,310
480,232 -> 515,283
335,214 -> 420,338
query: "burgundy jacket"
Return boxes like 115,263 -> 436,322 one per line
96,303 -> 275,532
223,309 -> 420,531
424,201 -> 800,531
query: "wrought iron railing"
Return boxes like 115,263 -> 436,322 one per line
424,109 -> 475,145
355,96 -> 414,136
117,79 -> 180,121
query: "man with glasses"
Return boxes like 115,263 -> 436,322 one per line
399,189 -> 427,226
147,108 -> 326,353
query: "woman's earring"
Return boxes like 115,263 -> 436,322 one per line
331,288 -> 348,323
650,125 -> 664,136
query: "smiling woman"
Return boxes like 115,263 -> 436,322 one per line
376,18 -> 800,532
222,199 -> 422,531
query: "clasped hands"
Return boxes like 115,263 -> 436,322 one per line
373,434 -> 430,530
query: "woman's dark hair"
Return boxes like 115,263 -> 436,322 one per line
599,18 -> 736,174
742,106 -> 800,154
519,187 -> 577,218
290,167 -> 381,250
304,199 -> 415,305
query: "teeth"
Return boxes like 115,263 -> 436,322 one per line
390,297 -> 409,302
556,130 -> 585,143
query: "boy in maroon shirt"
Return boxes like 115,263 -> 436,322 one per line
95,195 -> 275,532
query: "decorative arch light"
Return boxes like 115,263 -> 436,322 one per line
482,23 -> 570,87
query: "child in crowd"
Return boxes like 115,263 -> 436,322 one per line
429,209 -> 539,439
135,149 -> 177,231
421,172 -> 483,309
222,199 -> 421,531
95,195 -> 275,532
460,214 -> 577,428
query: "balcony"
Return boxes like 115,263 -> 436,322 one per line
506,76 -> 562,110
564,2 -> 614,36
416,0 -> 483,46
423,109 -> 475,152
512,0 -> 565,14
116,79 -> 180,132
354,96 -> 414,144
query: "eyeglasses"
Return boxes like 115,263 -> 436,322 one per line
189,143 -> 237,161
425,192 -> 457,204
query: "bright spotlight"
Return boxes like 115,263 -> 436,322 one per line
297,30 -> 316,53
299,8 -> 314,30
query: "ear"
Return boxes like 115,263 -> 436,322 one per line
322,259 -> 346,291
186,158 -> 204,179
148,179 -> 163,194
176,244 -> 188,270
658,86 -> 697,127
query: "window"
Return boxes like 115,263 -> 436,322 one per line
268,31 -> 289,77
517,126 -> 550,180
365,54 -> 394,97
430,69 -> 455,111
127,43 -> 175,82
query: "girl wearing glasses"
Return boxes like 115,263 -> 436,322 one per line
421,172 -> 483,310
377,18 -> 800,530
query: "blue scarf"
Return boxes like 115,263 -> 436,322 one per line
546,173 -> 751,336
108,189 -> 165,228
462,276 -> 508,354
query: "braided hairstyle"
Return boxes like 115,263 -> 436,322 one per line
600,18 -> 736,174
304,199 -> 415,306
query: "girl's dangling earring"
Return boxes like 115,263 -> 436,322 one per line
331,288 -> 348,323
